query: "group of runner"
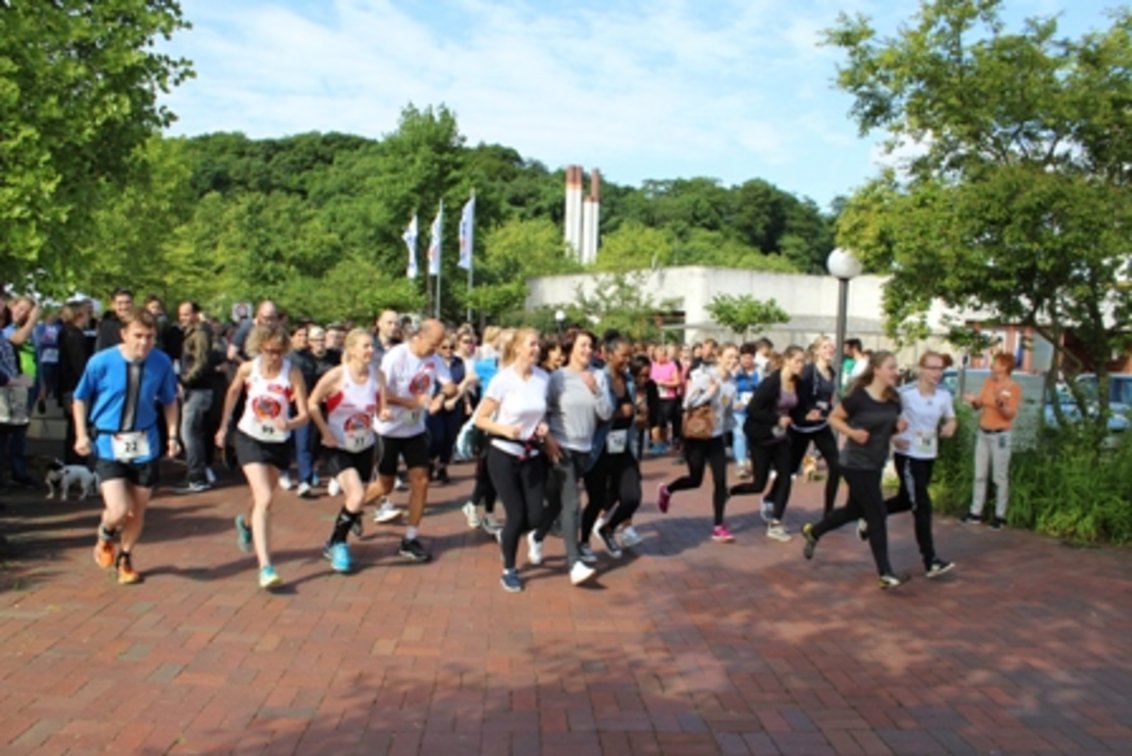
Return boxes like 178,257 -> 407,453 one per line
58,295 -> 1021,593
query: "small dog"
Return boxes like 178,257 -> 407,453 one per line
45,459 -> 100,501
801,453 -> 820,482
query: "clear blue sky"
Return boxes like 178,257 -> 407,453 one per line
161,0 -> 1116,211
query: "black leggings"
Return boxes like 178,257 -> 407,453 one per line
789,426 -> 841,515
486,446 -> 547,570
470,454 -> 497,513
811,467 -> 892,576
666,436 -> 728,526
581,452 -> 642,542
885,454 -> 937,568
731,438 -> 792,519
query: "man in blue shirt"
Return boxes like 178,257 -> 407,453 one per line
73,307 -> 179,585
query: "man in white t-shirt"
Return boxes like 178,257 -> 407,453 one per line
362,318 -> 456,562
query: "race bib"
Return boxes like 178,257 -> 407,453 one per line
246,422 -> 281,442
111,431 -> 151,462
911,430 -> 937,457
344,428 -> 374,452
606,429 -> 629,454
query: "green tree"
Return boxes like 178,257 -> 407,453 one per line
0,0 -> 193,285
705,294 -> 789,340
570,272 -> 681,342
828,0 -> 1132,440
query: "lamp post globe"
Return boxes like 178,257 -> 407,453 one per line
826,248 -> 861,391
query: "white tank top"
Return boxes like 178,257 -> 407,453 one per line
237,357 -> 294,443
325,364 -> 380,452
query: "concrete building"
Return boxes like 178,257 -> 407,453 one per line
526,265 -> 982,365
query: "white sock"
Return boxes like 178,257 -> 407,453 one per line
405,525 -> 419,541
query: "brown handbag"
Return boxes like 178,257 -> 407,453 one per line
682,403 -> 714,440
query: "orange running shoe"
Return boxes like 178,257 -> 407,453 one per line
93,538 -> 115,569
116,552 -> 141,585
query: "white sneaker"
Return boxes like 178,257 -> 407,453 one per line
481,512 -> 502,534
296,482 -> 312,498
279,472 -> 293,491
621,526 -> 644,548
569,561 -> 596,586
462,501 -> 482,528
374,498 -> 402,523
327,478 -> 341,497
526,531 -> 543,566
766,521 -> 792,542
205,467 -> 217,485
592,513 -> 607,535
394,476 -> 408,491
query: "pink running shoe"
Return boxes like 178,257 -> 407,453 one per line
712,524 -> 735,543
657,483 -> 671,514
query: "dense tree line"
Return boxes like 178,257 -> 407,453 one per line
15,109 -> 837,323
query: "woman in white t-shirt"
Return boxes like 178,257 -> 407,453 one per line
473,328 -> 554,593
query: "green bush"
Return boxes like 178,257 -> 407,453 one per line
931,406 -> 1132,544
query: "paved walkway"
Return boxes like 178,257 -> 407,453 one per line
1,452 -> 1130,755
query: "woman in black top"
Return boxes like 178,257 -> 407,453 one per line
789,336 -> 841,515
801,351 -> 909,590
731,346 -> 806,542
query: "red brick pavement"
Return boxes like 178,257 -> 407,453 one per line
1,452 -> 1131,755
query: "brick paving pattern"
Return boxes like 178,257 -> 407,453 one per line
2,453 -> 1130,754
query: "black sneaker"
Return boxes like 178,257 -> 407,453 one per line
925,558 -> 955,578
989,517 -> 1005,530
398,537 -> 431,563
801,523 -> 818,560
597,527 -> 623,559
959,512 -> 983,525
878,572 -> 910,590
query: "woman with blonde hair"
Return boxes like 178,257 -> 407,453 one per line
788,335 -> 841,516
307,328 -> 389,573
474,327 -> 553,592
215,324 -> 310,589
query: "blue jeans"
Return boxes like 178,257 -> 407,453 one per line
180,388 -> 213,483
732,411 -> 748,466
294,422 -> 314,483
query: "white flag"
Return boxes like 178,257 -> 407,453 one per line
427,201 -> 443,276
457,195 -> 475,270
403,215 -> 419,279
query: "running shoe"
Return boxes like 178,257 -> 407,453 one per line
760,499 -> 775,524
526,532 -> 543,566
597,527 -> 623,558
989,517 -> 1006,531
93,536 -> 115,569
462,501 -> 481,528
398,537 -> 430,563
577,543 -> 598,565
278,472 -> 294,491
857,519 -> 869,541
711,524 -> 735,543
657,483 -> 671,514
802,523 -> 817,560
324,541 -> 353,573
925,558 -> 955,579
235,514 -> 252,552
878,572 -> 910,590
259,565 -> 283,590
373,498 -> 402,524
205,467 -> 217,485
766,521 -> 792,542
959,512 -> 983,525
500,569 -> 523,593
116,552 -> 141,585
569,561 -> 597,586
173,480 -> 211,494
620,526 -> 644,548
328,478 -> 342,497
481,512 -> 503,535
297,482 -> 314,499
